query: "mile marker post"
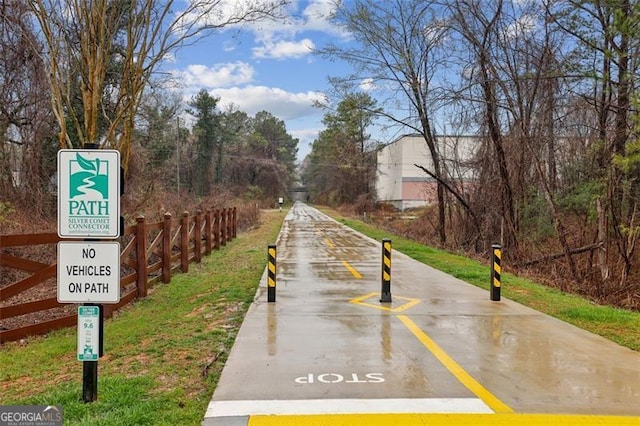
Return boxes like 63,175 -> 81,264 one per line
81,302 -> 101,403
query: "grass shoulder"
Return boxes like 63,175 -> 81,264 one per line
0,209 -> 287,425
325,209 -> 640,352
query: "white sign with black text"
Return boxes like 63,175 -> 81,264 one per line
57,241 -> 120,303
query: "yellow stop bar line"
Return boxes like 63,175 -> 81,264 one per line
249,413 -> 639,426
397,315 -> 513,414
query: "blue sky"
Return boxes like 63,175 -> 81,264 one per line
166,0 -> 369,161
161,0 -> 552,163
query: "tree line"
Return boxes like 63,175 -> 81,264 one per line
132,88 -> 298,203
303,0 -> 640,302
0,0 -> 295,223
2,0 -> 639,303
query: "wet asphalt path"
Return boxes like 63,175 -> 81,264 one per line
203,202 -> 640,425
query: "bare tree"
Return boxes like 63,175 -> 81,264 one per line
320,0 -> 451,244
550,0 -> 640,285
447,1 -> 566,257
27,0 -> 286,170
0,0 -> 56,217
448,0 -> 522,251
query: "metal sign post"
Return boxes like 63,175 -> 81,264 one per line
57,146 -> 121,403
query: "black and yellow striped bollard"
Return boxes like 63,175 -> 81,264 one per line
490,244 -> 501,301
268,244 -> 276,302
380,238 -> 392,303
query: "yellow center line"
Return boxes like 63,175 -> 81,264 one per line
323,236 -> 361,279
397,315 -> 514,414
342,260 -> 362,279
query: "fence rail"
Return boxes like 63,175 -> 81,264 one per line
0,206 -> 244,343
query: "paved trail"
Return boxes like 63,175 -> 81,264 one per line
203,203 -> 640,425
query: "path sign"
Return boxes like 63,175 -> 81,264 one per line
58,149 -> 120,238
78,306 -> 100,361
57,241 -> 120,303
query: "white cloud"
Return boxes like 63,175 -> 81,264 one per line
176,62 -> 255,88
253,38 -> 315,59
178,0 -> 289,32
210,85 -> 324,120
163,52 -> 177,63
245,0 -> 348,49
268,0 -> 344,34
504,14 -> 538,39
300,0 -> 345,36
359,78 -> 377,92
290,127 -> 321,159
177,0 -> 347,56
290,127 -> 321,143
178,0 -> 347,66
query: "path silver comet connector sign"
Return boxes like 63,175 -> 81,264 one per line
57,149 -> 120,238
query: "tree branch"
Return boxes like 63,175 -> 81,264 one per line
413,163 -> 476,221
517,243 -> 603,267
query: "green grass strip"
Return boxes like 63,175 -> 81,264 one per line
0,210 -> 286,425
328,212 -> 640,352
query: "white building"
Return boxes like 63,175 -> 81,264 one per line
376,134 -> 476,210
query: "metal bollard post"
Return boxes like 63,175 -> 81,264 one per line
490,244 -> 502,301
380,238 -> 392,303
268,244 -> 276,302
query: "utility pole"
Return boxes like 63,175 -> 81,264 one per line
176,117 -> 180,193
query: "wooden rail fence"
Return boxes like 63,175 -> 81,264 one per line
0,206 -> 244,344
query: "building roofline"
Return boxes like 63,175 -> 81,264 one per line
379,133 -> 480,150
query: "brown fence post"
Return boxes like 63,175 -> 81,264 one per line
232,207 -> 237,238
194,210 -> 202,263
213,209 -> 220,250
162,212 -> 172,283
221,208 -> 227,246
136,216 -> 148,298
224,208 -> 229,242
181,211 -> 189,272
205,209 -> 212,255
227,208 -> 233,241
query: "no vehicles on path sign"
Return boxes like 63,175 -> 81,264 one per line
57,241 -> 120,304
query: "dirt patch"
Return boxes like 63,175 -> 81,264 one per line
186,304 -> 211,318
